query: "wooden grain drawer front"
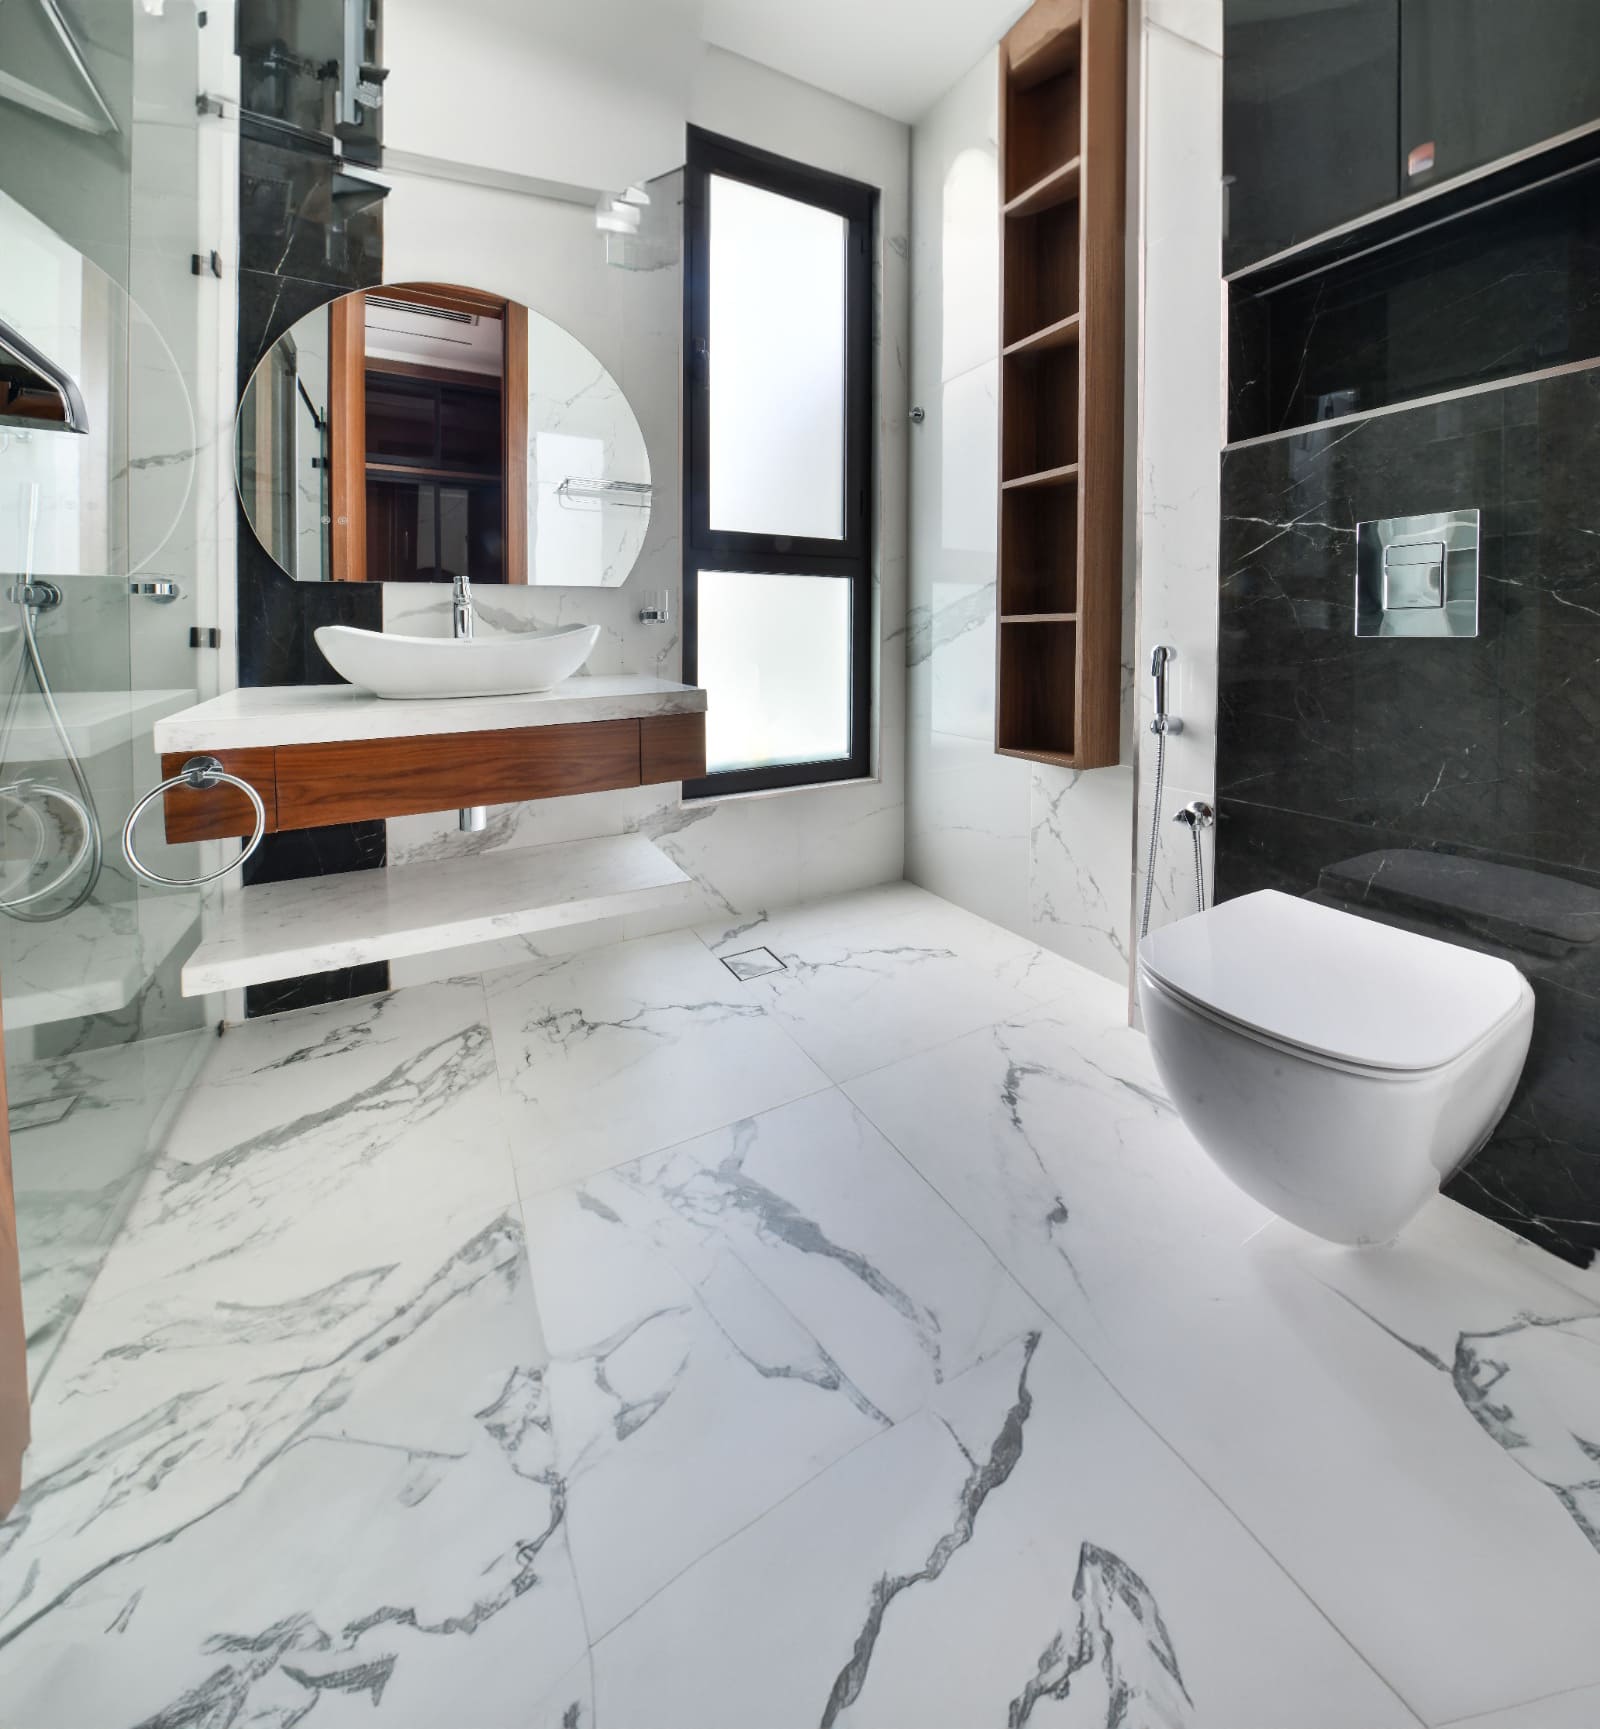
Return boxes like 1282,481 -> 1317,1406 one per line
273,719 -> 643,830
641,712 -> 706,783
160,748 -> 279,843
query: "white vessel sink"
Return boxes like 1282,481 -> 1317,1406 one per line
315,624 -> 601,699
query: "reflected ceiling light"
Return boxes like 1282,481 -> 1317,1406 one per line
595,184 -> 651,236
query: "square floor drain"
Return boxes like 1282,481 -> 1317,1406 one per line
721,946 -> 786,982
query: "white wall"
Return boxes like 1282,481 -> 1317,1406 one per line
366,43 -> 909,984
1130,1 -> 1224,950
905,3 -> 1224,1000
904,50 -> 1135,986
383,0 -> 705,192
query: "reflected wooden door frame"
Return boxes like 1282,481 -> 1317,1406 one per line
329,289 -> 368,583
336,283 -> 529,585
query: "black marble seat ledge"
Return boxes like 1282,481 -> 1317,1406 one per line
1214,796 -> 1600,1010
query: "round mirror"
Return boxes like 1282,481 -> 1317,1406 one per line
235,282 -> 652,588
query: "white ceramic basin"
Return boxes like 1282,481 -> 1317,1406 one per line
314,624 -> 601,699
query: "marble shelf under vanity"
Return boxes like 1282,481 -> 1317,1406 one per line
153,675 -> 706,755
182,833 -> 697,996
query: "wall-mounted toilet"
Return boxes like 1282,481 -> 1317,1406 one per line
1137,890 -> 1535,1246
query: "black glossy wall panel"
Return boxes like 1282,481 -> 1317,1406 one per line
1217,364 -> 1600,1269
1401,0 -> 1600,195
234,124 -> 388,1014
1223,0 -> 1399,274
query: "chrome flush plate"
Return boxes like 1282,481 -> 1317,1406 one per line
1356,509 -> 1479,638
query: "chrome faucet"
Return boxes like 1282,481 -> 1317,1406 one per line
452,572 -> 474,640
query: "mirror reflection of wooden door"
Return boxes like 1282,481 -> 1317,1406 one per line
329,290 -> 368,582
0,997 -> 27,1517
327,284 -> 530,583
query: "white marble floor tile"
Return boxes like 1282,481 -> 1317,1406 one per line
1441,1685 -> 1600,1728
845,1001 -> 1600,1726
91,979 -> 516,1307
10,1032 -> 204,1384
696,882 -> 1091,1081
0,979 -> 590,1729
591,1327 -> 1419,1729
521,1090 -> 1040,1635
6,883 -> 1597,1729
485,930 -> 831,1193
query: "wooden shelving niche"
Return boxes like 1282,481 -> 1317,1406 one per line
996,0 -> 1126,768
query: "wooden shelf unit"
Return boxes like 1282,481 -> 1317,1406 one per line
996,0 -> 1126,768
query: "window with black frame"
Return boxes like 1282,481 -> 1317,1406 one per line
682,126 -> 876,798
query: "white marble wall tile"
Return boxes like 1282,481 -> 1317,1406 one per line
907,51 -> 1136,992
1132,22 -> 1225,939
522,1088 -> 1039,1635
590,1326 -> 1419,1728
1028,762 -> 1136,977
906,711 -> 1031,933
484,930 -> 829,1192
1134,768 -> 1215,942
844,1000 -> 1600,1725
1146,0 -> 1226,55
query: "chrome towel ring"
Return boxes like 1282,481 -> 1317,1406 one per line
122,755 -> 266,888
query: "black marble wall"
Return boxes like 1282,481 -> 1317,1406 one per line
235,98 -> 389,1015
1230,160 -> 1600,442
1218,364 -> 1600,1270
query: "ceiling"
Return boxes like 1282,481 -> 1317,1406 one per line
700,0 -> 1031,123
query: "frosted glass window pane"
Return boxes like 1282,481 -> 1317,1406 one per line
709,175 -> 847,540
698,571 -> 852,773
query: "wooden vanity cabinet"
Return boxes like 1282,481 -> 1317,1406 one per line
161,712 -> 707,842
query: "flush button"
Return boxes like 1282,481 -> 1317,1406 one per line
1356,510 -> 1479,639
1382,540 -> 1445,609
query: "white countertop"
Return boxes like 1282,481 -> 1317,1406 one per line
153,675 -> 707,754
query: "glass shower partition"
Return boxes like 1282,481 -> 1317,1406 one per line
0,0 -> 217,1403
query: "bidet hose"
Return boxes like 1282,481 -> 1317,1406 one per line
1139,724 -> 1166,941
1189,813 -> 1206,914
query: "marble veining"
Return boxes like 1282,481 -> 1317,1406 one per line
1335,1296 -> 1600,1555
6,885 -> 1600,1727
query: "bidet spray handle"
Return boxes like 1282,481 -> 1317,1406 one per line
1150,644 -> 1182,736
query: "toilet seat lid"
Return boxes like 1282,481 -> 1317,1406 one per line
1138,890 -> 1528,1073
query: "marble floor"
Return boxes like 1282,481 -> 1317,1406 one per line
2,882 -> 1599,1729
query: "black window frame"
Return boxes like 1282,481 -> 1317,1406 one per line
681,124 -> 877,799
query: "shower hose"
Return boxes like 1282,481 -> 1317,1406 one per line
0,486 -> 103,921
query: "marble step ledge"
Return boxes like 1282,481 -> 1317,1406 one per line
6,688 -> 196,762
5,897 -> 198,1030
180,833 -> 698,996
